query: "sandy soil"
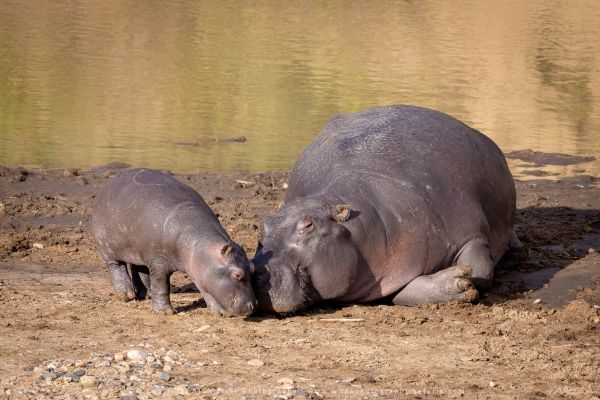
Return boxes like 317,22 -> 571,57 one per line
0,164 -> 599,399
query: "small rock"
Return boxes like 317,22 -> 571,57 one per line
114,352 -> 125,362
80,375 -> 99,387
341,377 -> 356,384
46,362 -> 59,370
157,372 -> 171,382
173,384 -> 189,395
151,386 -> 165,396
33,366 -> 45,374
293,391 -> 310,399
39,371 -> 57,381
278,383 -> 294,390
277,377 -> 294,385
247,359 -> 264,367
126,350 -> 148,363
164,355 -> 175,363
489,381 -> 497,388
589,248 -> 598,254
533,299 -> 542,304
73,369 -> 86,377
193,324 -> 211,333
120,395 -> 138,400
145,356 -> 155,364
23,366 -> 34,372
97,360 -> 111,367
163,364 -> 173,372
282,182 -> 288,190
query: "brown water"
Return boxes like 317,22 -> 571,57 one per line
1,0 -> 600,175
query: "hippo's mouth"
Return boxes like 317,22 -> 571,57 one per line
199,289 -> 227,316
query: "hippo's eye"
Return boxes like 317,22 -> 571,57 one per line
298,217 -> 314,235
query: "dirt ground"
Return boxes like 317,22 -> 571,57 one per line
0,164 -> 599,399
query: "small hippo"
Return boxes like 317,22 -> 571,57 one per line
253,105 -> 516,314
92,168 -> 256,316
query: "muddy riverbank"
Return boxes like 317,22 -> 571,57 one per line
1,165 -> 599,399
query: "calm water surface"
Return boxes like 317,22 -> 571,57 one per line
1,0 -> 600,176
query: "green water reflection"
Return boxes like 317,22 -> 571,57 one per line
1,0 -> 600,175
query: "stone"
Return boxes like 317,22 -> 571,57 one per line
341,377 -> 356,384
114,352 -> 125,362
489,381 -> 497,388
126,350 -> 148,364
163,364 -> 173,372
278,383 -> 294,390
193,324 -> 211,333
277,377 -> 294,385
173,384 -> 189,395
79,375 -> 99,387
157,372 -> 171,382
151,386 -> 165,396
247,359 -> 264,367
293,390 -> 310,398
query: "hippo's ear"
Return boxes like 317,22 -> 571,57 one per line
330,204 -> 351,223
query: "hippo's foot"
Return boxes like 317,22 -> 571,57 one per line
153,305 -> 176,315
116,289 -> 137,302
392,266 -> 479,307
104,258 -> 137,302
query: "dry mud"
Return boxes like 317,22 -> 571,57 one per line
0,165 -> 599,399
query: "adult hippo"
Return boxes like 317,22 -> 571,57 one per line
252,105 -> 516,314
92,168 -> 256,316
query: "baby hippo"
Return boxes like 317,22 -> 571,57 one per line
92,168 -> 256,316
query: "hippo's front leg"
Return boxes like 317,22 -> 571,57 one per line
149,263 -> 175,315
392,266 -> 479,306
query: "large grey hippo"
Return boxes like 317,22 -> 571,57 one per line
253,105 -> 516,313
92,168 -> 256,316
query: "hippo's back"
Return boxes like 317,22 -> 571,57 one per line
287,105 -> 515,263
289,105 -> 509,197
92,169 -> 219,262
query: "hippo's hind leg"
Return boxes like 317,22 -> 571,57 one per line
392,266 -> 479,306
130,264 -> 151,300
149,262 -> 175,315
453,237 -> 495,290
103,256 -> 136,301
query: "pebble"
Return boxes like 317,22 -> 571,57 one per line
533,298 -> 542,304
193,324 -> 211,333
157,372 -> 171,382
163,364 -> 173,372
278,383 -> 294,390
489,381 -> 497,388
293,391 -> 310,399
126,350 -> 149,364
32,243 -> 45,249
247,359 -> 265,367
120,395 -> 138,400
341,376 -> 356,384
173,384 -> 189,395
114,352 -> 125,362
151,386 -> 165,396
277,377 -> 294,385
79,375 -> 99,387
